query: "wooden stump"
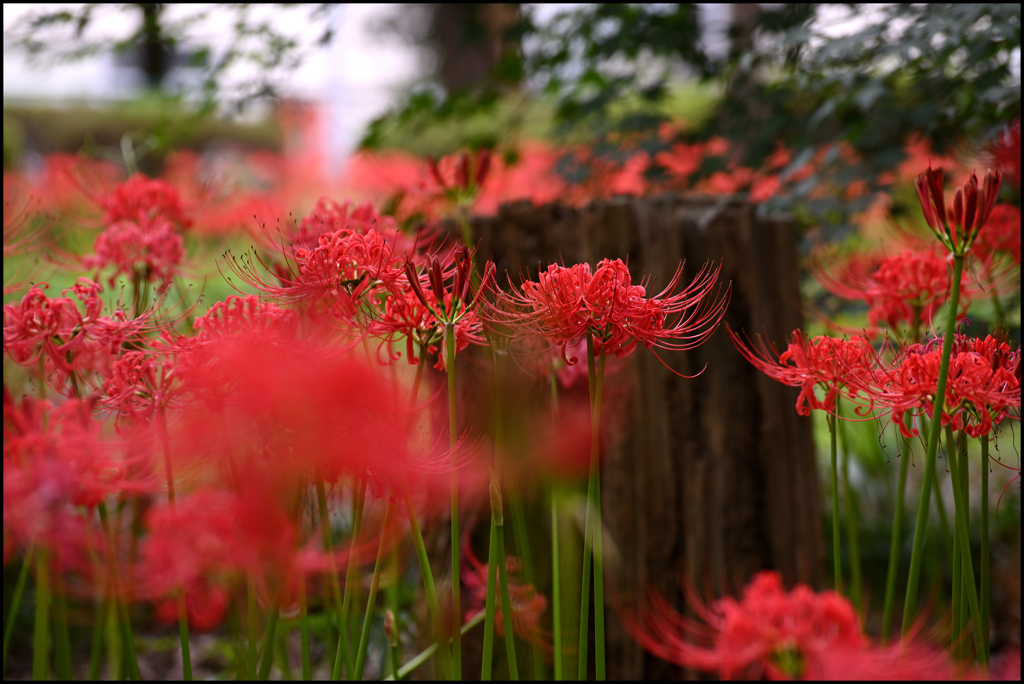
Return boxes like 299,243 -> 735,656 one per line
466,194 -> 825,679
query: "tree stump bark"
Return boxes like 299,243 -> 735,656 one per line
465,194 -> 825,679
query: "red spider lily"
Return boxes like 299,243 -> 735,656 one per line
621,571 -> 953,680
857,334 -> 1021,439
374,280 -> 485,369
100,173 -> 193,230
100,351 -> 182,425
811,248 -> 971,332
154,576 -> 229,632
3,279 -> 149,395
424,149 -> 493,205
3,392 -> 155,567
497,259 -> 729,369
139,483 -> 384,625
170,338 -> 471,496
971,204 -> 1021,267
86,214 -> 185,287
462,526 -> 550,650
227,225 -> 405,325
986,119 -> 1020,190
915,166 -> 1002,256
727,328 -> 877,417
397,245 -> 496,370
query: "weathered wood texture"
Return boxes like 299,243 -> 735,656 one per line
468,194 -> 825,679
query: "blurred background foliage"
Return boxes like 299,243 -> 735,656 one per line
363,3 -> 1020,230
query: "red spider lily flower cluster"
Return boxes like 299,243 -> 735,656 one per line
3,279 -> 150,393
854,334 -> 1021,439
3,392 -> 154,565
622,571 -> 953,680
100,174 -> 193,230
972,204 -> 1022,267
728,329 -> 876,417
383,245 -> 495,369
812,248 -> 971,332
84,175 -> 195,287
915,166 -> 1002,257
497,258 -> 730,366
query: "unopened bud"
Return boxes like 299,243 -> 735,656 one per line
385,609 -> 399,648
489,472 -> 504,527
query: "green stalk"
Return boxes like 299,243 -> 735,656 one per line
902,254 -> 964,634
445,323 -> 462,679
354,501 -> 394,680
298,577 -> 311,680
32,548 -> 51,681
838,400 -> 861,613
943,423 -> 986,664
159,408 -> 193,681
495,518 -> 519,680
950,436 -> 962,655
247,582 -> 258,680
257,602 -> 280,680
828,409 -> 842,594
383,611 -> 486,681
980,434 -> 990,659
551,489 -> 563,681
957,430 -> 971,661
52,573 -> 72,681
87,599 -> 106,680
334,479 -> 367,680
404,500 -> 453,679
317,479 -> 343,677
482,521 -> 500,681
579,334 -> 607,680
881,421 -> 912,642
3,544 -> 33,678
97,502 -> 140,681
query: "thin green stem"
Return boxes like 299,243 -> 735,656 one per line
257,602 -> 280,680
52,572 -> 72,681
159,407 -> 193,681
334,479 -> 367,680
32,548 -> 51,682
383,611 -> 486,682
354,500 -> 394,680
482,521 -> 499,681
3,543 -> 33,678
932,465 -> 954,565
496,520 -> 519,680
950,434 -> 962,656
944,425 -> 986,664
829,409 -> 842,594
404,500 -> 453,679
247,582 -> 258,680
902,254 -> 964,634
87,599 -> 107,681
579,334 -> 607,680
838,402 -> 861,613
98,502 -> 140,681
445,323 -> 462,679
980,434 -> 991,660
299,576 -> 311,680
317,479 -> 342,678
551,489 -> 563,681
881,422 -> 912,642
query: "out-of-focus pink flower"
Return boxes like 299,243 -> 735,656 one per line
462,527 -> 550,649
622,571 -> 953,680
812,248 -> 969,332
100,174 -> 192,229
87,215 -> 184,286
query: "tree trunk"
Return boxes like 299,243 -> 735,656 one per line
466,193 -> 825,679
